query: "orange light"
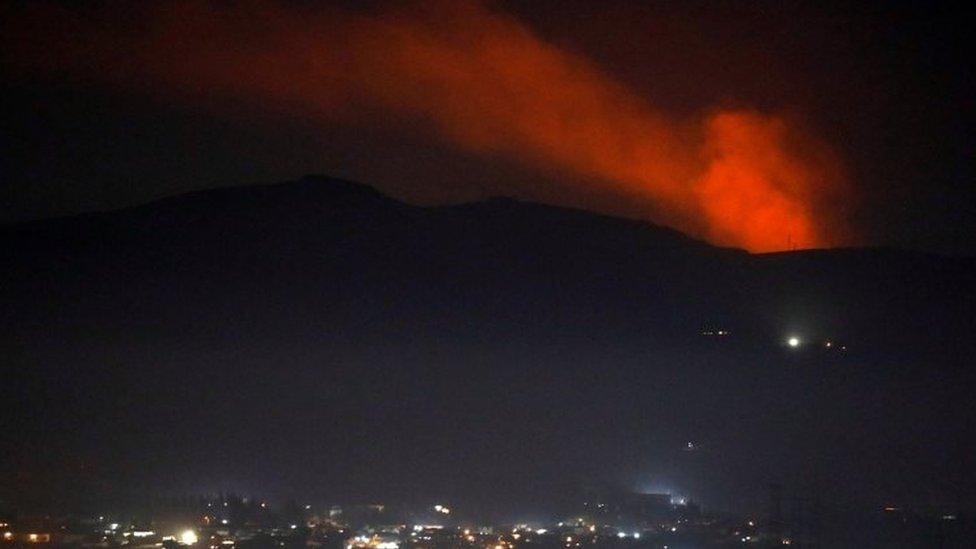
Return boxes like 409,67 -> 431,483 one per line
1,1 -> 852,252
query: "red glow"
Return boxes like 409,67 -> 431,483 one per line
3,1 -> 852,251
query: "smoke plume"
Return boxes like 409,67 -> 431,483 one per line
3,1 -> 852,251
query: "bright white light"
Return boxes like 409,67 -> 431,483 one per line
616,533 -> 627,539
179,529 -> 198,545
787,337 -> 800,348
633,533 -> 640,539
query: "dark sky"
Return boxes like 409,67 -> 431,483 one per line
1,0 -> 973,253
3,1 -> 976,523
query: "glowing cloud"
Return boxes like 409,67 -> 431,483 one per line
3,0 -> 853,251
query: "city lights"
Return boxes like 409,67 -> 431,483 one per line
180,529 -> 198,545
0,490 -> 957,548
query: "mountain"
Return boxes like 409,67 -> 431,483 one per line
2,175 -> 974,519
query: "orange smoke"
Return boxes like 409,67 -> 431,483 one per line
3,1 -> 851,251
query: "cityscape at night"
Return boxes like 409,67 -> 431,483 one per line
1,1 -> 974,547
1,489 -> 973,547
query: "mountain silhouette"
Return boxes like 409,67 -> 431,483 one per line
2,175 -> 974,519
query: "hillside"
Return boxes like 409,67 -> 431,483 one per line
2,175 -> 974,516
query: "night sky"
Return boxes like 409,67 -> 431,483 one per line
2,0 -> 973,254
2,0 -> 976,532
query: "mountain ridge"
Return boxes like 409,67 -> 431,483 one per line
6,174 -> 970,262
1,174 -> 974,514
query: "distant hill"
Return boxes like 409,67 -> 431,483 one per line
2,175 -> 974,518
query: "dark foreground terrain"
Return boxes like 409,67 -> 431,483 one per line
2,176 -> 974,547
